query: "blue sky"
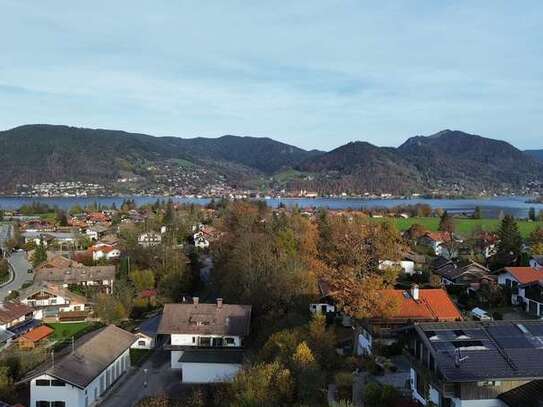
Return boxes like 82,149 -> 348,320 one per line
1,1 -> 542,151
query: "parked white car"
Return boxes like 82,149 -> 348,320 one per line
471,307 -> 492,321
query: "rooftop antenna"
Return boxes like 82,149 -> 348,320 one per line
454,348 -> 469,367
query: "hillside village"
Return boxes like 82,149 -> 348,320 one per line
0,200 -> 543,406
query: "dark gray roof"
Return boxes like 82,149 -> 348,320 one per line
434,262 -> 491,281
178,349 -> 244,364
158,302 -> 252,336
47,325 -> 136,388
34,265 -> 116,284
137,313 -> 161,337
498,380 -> 543,407
416,321 -> 543,382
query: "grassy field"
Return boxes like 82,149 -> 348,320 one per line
48,322 -> 92,340
371,217 -> 543,238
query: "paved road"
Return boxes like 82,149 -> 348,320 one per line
101,349 -> 189,407
0,223 -> 11,255
0,251 -> 33,299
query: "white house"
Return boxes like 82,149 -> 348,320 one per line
0,302 -> 38,348
379,259 -> 416,275
34,265 -> 116,294
19,282 -> 90,321
85,225 -> 109,241
23,232 -> 77,248
138,232 -> 161,247
193,232 -> 210,249
418,232 -> 462,258
158,298 -> 252,383
88,244 -> 121,262
29,325 -> 136,407
514,280 -> 543,317
131,314 -> 161,350
497,267 -> 543,304
529,256 -> 543,269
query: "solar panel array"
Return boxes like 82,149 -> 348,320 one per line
418,321 -> 543,382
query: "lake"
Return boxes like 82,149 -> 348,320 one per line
0,196 -> 542,219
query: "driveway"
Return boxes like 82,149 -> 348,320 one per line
0,251 -> 33,299
101,349 -> 190,407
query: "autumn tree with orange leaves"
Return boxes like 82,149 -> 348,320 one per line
317,212 -> 405,319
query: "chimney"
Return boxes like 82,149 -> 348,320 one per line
411,284 -> 420,301
193,296 -> 199,305
217,298 -> 223,309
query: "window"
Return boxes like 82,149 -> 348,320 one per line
52,402 -> 66,407
477,380 -> 501,387
415,371 -> 427,398
51,380 -> 65,386
192,336 -> 196,343
36,379 -> 50,386
414,340 -> 421,359
198,337 -> 211,347
36,402 -> 50,407
138,340 -> 146,346
225,337 -> 235,345
212,337 -> 224,347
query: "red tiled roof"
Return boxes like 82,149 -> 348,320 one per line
379,288 -> 462,321
504,267 -> 543,284
88,244 -> 115,254
22,325 -> 54,343
139,289 -> 158,298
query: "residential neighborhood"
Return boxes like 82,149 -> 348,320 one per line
0,198 -> 543,407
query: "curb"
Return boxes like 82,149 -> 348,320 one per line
0,259 -> 15,288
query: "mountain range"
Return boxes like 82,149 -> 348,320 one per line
0,124 -> 542,195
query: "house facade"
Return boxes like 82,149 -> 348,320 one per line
88,244 -> 120,261
497,267 -> 543,305
435,261 -> 495,290
408,320 -> 543,407
0,302 -> 39,348
158,298 -> 251,383
29,325 -> 135,407
529,256 -> 543,269
357,286 -> 462,356
379,259 -> 416,275
418,232 -> 461,258
19,283 -> 90,321
516,280 -> 543,317
137,232 -> 161,247
34,265 -> 115,293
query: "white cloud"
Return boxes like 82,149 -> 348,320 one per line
0,0 -> 542,150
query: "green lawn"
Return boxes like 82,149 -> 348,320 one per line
130,348 -> 152,366
48,322 -> 92,341
38,212 -> 58,221
371,217 -> 543,238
